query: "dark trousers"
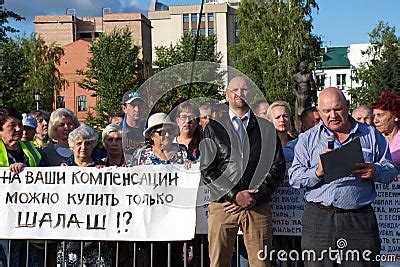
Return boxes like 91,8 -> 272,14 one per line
301,202 -> 380,267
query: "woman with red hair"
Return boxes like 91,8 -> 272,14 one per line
373,91 -> 400,165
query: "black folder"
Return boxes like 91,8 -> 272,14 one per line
320,137 -> 365,183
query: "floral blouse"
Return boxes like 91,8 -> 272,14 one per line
131,144 -> 191,166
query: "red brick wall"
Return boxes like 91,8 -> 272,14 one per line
57,40 -> 96,122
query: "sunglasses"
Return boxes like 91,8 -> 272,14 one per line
154,129 -> 175,136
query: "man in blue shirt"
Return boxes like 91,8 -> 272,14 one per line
289,87 -> 397,266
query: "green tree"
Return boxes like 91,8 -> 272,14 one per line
349,21 -> 400,108
0,6 -> 25,42
0,39 -> 28,107
21,35 -> 65,111
153,33 -> 224,112
78,27 -> 142,129
0,35 -> 64,111
230,0 -> 321,106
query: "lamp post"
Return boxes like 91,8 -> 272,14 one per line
34,91 -> 41,111
102,7 -> 112,33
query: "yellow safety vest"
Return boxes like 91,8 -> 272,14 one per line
0,139 -> 42,167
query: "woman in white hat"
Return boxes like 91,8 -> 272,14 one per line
131,112 -> 191,166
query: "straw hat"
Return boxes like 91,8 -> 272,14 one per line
143,113 -> 179,138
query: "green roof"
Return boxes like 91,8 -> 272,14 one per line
318,47 -> 350,68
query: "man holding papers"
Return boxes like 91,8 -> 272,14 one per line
289,87 -> 398,266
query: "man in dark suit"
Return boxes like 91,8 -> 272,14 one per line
201,76 -> 285,267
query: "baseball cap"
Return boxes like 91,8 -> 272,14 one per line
121,90 -> 144,104
22,113 -> 37,129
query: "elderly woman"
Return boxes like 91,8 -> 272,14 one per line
267,101 -> 295,146
61,125 -> 111,266
65,124 -> 104,167
373,91 -> 400,165
174,102 -> 202,160
102,123 -> 124,166
43,108 -> 80,166
131,112 -> 192,266
32,110 -> 51,148
133,112 -> 191,165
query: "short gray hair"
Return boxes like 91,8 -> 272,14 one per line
102,123 -> 122,146
48,108 -> 80,141
267,101 -> 291,120
68,124 -> 98,147
352,105 -> 373,117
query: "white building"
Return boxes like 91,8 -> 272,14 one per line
148,0 -> 239,67
315,44 -> 372,101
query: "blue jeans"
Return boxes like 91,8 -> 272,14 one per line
0,240 -> 45,267
231,236 -> 249,267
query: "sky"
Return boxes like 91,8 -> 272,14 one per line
4,0 -> 400,47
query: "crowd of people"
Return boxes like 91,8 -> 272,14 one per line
0,78 -> 399,266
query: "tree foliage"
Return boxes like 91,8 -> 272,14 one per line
78,27 -> 142,129
230,0 -> 321,107
0,35 -> 64,111
153,33 -> 224,112
349,21 -> 400,108
0,6 -> 25,42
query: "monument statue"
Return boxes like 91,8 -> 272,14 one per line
293,61 -> 317,116
293,61 -> 317,131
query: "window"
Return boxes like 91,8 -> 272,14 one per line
183,14 -> 189,23
207,13 -> 214,22
234,15 -> 239,38
183,29 -> 189,35
191,14 -> 197,23
316,74 -> 325,91
336,74 -> 346,90
78,32 -> 92,39
201,14 -> 206,22
191,29 -> 197,36
56,96 -> 65,109
208,29 -> 214,36
199,28 -> 206,36
77,95 -> 88,112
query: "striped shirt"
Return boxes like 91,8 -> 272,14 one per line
289,117 -> 398,209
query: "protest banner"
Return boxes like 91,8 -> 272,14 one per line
374,182 -> 400,261
0,165 -> 200,241
196,178 -> 400,261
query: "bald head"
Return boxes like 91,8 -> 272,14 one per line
226,76 -> 253,112
227,76 -> 249,90
317,87 -> 351,133
318,87 -> 347,107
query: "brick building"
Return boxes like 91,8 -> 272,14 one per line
34,13 -> 152,121
56,40 -> 94,121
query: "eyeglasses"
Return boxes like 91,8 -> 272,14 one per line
154,129 -> 174,136
178,115 -> 196,122
201,115 -> 211,119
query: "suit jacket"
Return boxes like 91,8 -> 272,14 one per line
200,110 -> 285,204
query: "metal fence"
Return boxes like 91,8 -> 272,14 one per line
0,235 -> 302,267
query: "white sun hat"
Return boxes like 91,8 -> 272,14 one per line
143,113 -> 180,138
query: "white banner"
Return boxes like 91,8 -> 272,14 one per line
373,182 -> 400,262
195,178 -> 400,261
0,165 -> 200,241
270,177 -> 304,236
